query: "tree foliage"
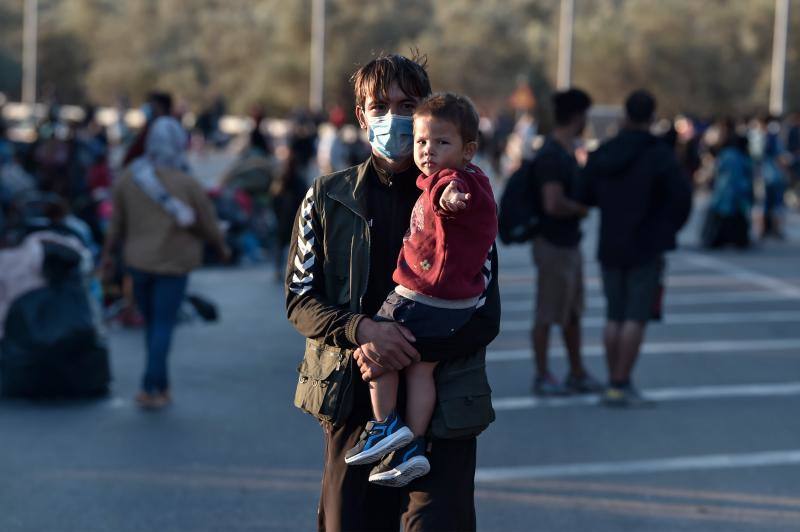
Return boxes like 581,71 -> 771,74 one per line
0,0 -> 797,117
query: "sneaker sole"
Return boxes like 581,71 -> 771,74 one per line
368,456 -> 430,487
344,426 -> 414,466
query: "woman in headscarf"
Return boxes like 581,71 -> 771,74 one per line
100,116 -> 230,409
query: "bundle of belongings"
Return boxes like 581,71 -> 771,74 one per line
0,229 -> 111,398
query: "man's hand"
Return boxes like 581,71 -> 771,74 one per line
355,318 -> 420,371
439,181 -> 470,212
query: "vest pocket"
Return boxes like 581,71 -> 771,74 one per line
430,351 -> 495,439
293,338 -> 354,426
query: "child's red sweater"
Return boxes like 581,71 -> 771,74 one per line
393,163 -> 497,300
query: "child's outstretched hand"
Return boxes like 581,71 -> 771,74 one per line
439,181 -> 471,213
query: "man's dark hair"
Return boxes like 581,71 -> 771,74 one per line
414,92 -> 480,144
553,88 -> 592,126
147,91 -> 173,116
351,53 -> 432,109
625,90 -> 656,125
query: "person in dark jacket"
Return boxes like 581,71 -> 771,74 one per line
581,90 -> 691,407
285,54 -> 500,532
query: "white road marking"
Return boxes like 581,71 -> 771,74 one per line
502,290 -> 798,313
487,337 -> 800,362
500,274 -> 756,289
681,252 -> 800,298
106,397 -> 129,409
500,310 -> 800,332
475,449 -> 800,482
492,382 -> 800,411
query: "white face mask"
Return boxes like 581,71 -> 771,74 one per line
367,114 -> 414,160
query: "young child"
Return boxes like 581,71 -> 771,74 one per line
344,93 -> 497,487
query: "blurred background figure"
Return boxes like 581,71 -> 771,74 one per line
227,115 -> 274,188
788,111 -> 800,193
195,94 -> 229,149
503,111 -> 538,173
0,193 -> 110,400
269,147 -> 306,282
582,89 -> 692,407
316,106 -> 350,175
216,113 -> 276,265
122,91 -> 173,167
670,115 -> 702,186
100,116 -> 229,410
701,119 -> 754,249
760,116 -> 790,239
288,109 -> 319,182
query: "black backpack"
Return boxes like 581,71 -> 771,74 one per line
498,159 -> 540,244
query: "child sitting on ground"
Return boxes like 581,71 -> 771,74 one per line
344,92 -> 497,487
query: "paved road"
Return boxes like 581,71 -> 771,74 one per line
1,206 -> 799,531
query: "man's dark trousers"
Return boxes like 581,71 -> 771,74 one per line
318,373 -> 477,532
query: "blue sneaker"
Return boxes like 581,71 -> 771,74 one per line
344,412 -> 414,466
368,437 -> 430,487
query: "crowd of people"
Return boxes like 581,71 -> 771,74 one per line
695,113 -> 800,247
501,93 -> 800,405
0,49 -> 799,529
2,92 -> 795,270
279,54 -> 800,531
0,90 -> 368,404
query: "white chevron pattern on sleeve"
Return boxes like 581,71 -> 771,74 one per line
476,244 -> 494,309
289,187 -> 317,296
294,254 -> 314,273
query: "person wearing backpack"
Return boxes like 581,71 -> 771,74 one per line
581,90 -> 692,407
529,89 -> 603,396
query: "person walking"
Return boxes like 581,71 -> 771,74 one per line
285,54 -> 500,532
581,90 -> 692,407
101,116 -> 229,409
530,89 -> 602,396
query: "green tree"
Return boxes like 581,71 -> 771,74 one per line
0,2 -> 22,99
0,0 -> 797,117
